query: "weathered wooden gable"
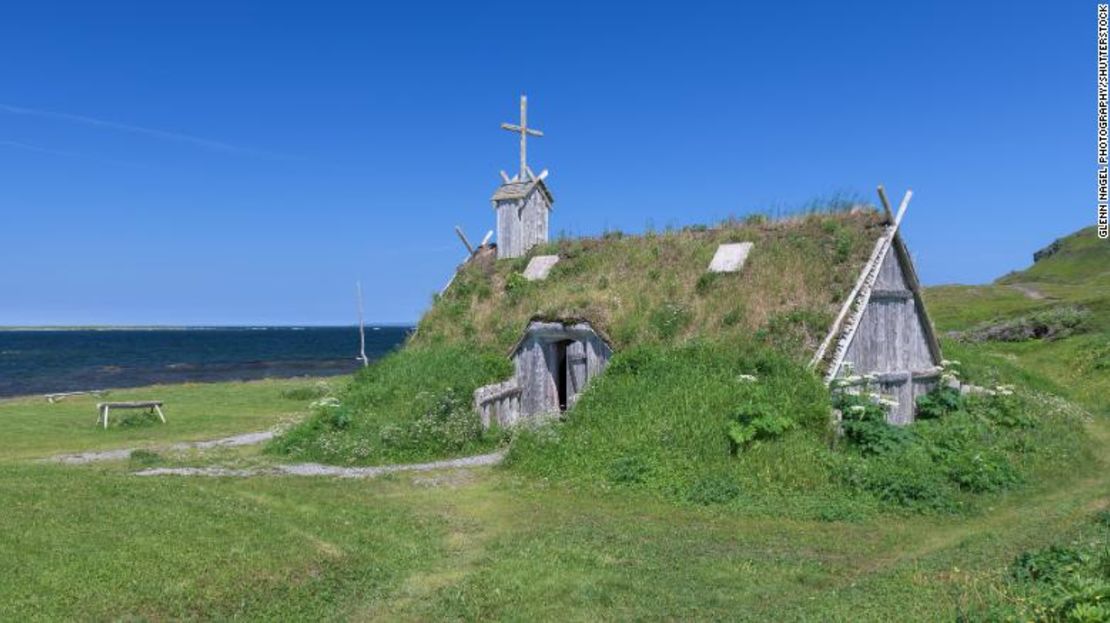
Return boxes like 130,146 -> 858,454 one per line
842,240 -> 936,373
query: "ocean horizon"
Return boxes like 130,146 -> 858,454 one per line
0,326 -> 412,398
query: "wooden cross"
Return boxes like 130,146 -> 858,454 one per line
500,94 -> 544,181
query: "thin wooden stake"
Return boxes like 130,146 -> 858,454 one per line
356,280 -> 369,367
877,185 -> 894,223
454,226 -> 475,255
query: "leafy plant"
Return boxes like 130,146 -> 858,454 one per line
726,390 -> 797,453
915,385 -> 963,420
685,475 -> 742,505
1011,545 -> 1085,583
834,392 -> 911,456
504,272 -> 530,298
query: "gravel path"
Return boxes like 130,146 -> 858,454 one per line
47,430 -> 276,465
1009,283 -> 1046,300
132,450 -> 506,478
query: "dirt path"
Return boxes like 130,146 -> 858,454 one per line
132,450 -> 506,478
1009,283 -> 1046,299
47,430 -> 275,464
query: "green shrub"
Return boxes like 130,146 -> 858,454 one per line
378,388 -> 483,455
268,347 -> 511,464
834,392 -> 911,456
973,392 -> 1038,429
505,272 -> 530,298
836,447 -> 958,512
915,385 -> 963,420
1011,545 -> 1085,583
685,474 -> 742,505
941,447 -> 1021,493
726,387 -> 797,453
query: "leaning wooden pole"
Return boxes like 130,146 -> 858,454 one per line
822,190 -> 913,382
356,280 -> 369,367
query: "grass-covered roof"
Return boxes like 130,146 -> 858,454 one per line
413,209 -> 887,361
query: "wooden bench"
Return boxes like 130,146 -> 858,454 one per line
46,390 -> 107,404
96,401 -> 165,429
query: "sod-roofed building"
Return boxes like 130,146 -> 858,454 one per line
423,188 -> 942,427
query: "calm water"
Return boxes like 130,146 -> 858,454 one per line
0,327 -> 411,397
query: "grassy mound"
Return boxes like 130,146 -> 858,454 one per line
267,346 -> 510,465
270,208 -> 884,468
505,343 -> 1088,518
414,210 -> 885,355
268,214 -> 1097,522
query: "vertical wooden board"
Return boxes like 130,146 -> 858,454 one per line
567,340 -> 588,403
874,247 -> 909,290
521,191 -> 549,251
845,297 -> 936,372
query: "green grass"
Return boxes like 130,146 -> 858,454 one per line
415,209 -> 884,355
0,225 -> 1106,620
505,342 -> 1090,518
0,351 -> 1105,620
0,377 -> 341,461
268,346 -> 511,465
998,226 -> 1110,286
0,463 -> 443,621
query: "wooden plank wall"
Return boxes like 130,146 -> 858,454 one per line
842,247 -> 940,423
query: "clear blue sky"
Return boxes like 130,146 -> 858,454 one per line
0,1 -> 1090,326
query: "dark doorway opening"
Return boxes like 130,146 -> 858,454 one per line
554,339 -> 573,411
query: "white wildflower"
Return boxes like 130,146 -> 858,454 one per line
736,374 -> 758,383
310,397 -> 341,410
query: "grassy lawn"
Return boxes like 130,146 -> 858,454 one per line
1,228 -> 1107,620
0,376 -> 342,461
1,427 -> 1105,620
0,463 -> 443,621
0,353 -> 1105,620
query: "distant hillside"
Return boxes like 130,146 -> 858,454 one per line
998,226 -> 1109,287
925,225 -> 1109,414
925,226 -> 1110,333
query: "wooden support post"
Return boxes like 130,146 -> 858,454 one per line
877,185 -> 894,223
454,226 -> 475,255
356,280 -> 369,367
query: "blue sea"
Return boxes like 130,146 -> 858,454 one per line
0,326 -> 411,398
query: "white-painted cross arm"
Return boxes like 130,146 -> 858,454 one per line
500,123 -> 543,137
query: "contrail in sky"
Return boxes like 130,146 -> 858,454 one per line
0,139 -> 158,169
0,103 -> 287,158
